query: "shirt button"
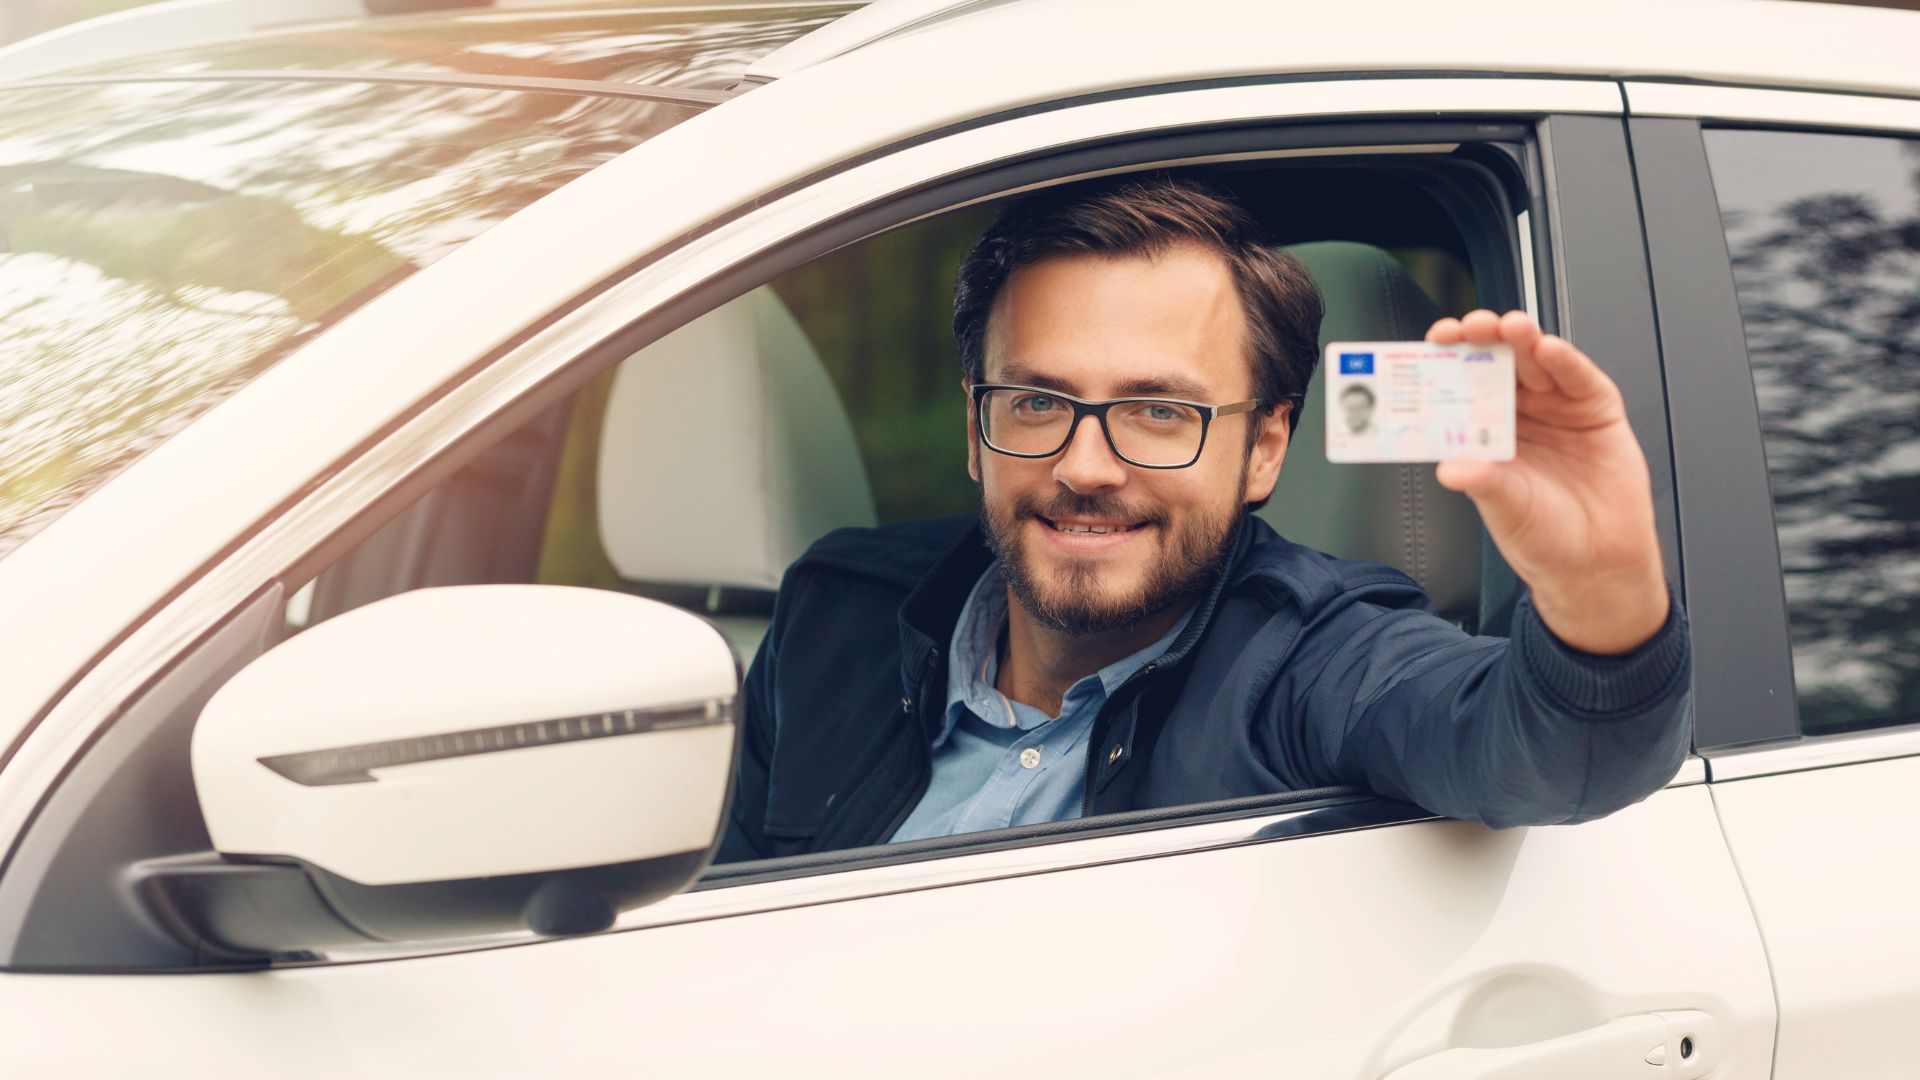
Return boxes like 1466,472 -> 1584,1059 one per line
1108,744 -> 1125,765
1019,747 -> 1041,769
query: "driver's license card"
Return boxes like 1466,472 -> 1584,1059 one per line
1323,341 -> 1515,463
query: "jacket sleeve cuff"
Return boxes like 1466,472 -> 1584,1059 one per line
1513,582 -> 1690,718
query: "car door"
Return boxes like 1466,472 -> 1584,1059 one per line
0,61 -> 1774,1080
1629,82 -> 1920,1080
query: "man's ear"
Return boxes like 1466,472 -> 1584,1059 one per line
1242,402 -> 1291,505
963,378 -> 981,482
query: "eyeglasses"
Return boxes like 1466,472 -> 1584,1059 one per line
971,383 -> 1262,470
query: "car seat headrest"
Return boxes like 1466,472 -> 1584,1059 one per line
1261,241 -> 1482,625
596,286 -> 877,591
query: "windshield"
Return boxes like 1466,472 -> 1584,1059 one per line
67,2 -> 858,88
0,78 -> 699,557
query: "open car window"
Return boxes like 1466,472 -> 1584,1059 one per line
536,158 -> 1504,668
519,150 -> 1523,875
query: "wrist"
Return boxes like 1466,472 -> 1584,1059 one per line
1528,562 -> 1670,656
1515,585 -> 1689,718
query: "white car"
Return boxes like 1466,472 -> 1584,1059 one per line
1,0 -> 1917,1075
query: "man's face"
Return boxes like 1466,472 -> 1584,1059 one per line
968,242 -> 1290,635
1341,389 -> 1374,434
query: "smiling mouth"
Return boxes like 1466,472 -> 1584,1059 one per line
1039,517 -> 1151,535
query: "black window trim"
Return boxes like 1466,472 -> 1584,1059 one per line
1628,115 -> 1801,754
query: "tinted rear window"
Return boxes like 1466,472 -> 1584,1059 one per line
1706,128 -> 1920,735
0,78 -> 698,556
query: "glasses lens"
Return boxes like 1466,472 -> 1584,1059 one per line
1108,399 -> 1205,466
981,389 -> 1074,455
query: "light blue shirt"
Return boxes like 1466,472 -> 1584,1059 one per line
889,562 -> 1193,843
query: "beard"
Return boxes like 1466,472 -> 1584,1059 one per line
981,476 -> 1244,637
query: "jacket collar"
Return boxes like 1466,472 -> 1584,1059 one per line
1151,509 -> 1254,671
896,516 -> 996,693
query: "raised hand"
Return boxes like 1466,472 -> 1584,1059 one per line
1427,309 -> 1669,655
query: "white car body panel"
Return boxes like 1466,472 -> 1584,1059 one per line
286,757 -> 1705,965
0,789 -> 1772,1078
739,0 -> 1920,98
1711,756 -> 1920,1079
0,75 -> 1621,849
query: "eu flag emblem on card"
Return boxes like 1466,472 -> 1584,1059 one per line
1339,353 -> 1374,375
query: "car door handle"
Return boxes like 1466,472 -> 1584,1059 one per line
1378,1009 -> 1717,1080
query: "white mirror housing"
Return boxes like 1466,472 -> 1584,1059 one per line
183,585 -> 738,949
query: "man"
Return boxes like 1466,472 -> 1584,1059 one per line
716,173 -> 1687,861
1340,382 -> 1377,435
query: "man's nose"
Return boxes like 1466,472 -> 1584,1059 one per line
1052,414 -> 1128,493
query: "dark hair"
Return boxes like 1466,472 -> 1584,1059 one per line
1340,382 -> 1376,405
952,172 -> 1324,445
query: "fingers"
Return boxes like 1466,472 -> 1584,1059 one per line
1531,330 -> 1614,401
1491,310 -> 1550,393
1460,309 -> 1502,345
1429,310 -> 1522,347
1451,309 -> 1551,390
1435,458 -> 1531,537
1434,457 -> 1494,494
1497,309 -> 1543,353
1427,310 -> 1616,401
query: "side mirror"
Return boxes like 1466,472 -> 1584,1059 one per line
151,585 -> 737,960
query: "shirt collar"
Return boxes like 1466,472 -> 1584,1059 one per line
935,561 -> 1194,749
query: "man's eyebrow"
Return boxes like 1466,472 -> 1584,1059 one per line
995,365 -> 1216,401
1105,374 -> 1205,399
994,365 -> 1078,393
1110,374 -> 1213,400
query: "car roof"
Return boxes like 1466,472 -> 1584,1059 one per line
6,0 -> 1917,100
816,0 -> 1920,101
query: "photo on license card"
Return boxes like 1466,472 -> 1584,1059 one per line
1323,341 -> 1515,463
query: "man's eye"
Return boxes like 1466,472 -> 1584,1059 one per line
1123,402 -> 1181,423
1014,394 -> 1058,414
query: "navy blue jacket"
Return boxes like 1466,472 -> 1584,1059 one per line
717,512 -> 1691,861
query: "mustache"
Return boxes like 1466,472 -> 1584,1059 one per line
1016,491 -> 1166,528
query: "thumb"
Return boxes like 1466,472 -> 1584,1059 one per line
1436,459 -> 1530,535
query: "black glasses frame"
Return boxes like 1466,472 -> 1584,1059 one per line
970,383 -> 1263,470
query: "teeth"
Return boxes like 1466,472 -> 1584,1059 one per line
1056,522 -> 1117,534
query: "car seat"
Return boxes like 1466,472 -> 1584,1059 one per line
1263,241 -> 1483,628
596,286 -> 878,659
